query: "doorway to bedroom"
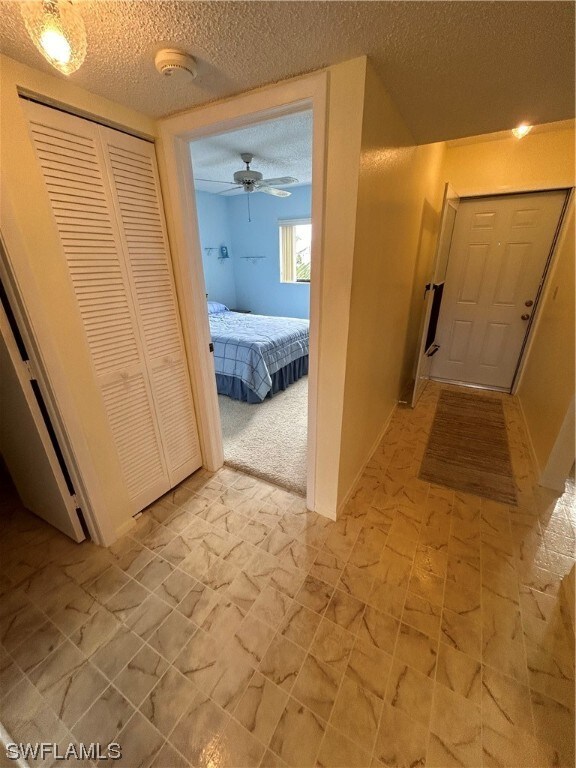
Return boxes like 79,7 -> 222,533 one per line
188,110 -> 313,495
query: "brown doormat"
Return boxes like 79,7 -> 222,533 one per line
419,390 -> 517,505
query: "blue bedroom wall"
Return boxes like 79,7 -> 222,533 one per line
226,185 -> 311,319
195,190 -> 237,308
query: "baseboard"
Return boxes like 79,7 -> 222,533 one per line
336,404 -> 396,517
560,565 -> 575,635
517,396 -> 543,481
114,516 -> 136,542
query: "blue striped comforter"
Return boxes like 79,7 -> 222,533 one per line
209,311 -> 309,401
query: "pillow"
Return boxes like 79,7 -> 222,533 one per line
207,301 -> 229,314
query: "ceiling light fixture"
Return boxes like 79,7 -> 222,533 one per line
21,0 -> 87,75
511,123 -> 533,139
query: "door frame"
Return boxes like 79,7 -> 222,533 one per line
430,185 -> 572,395
156,72 -> 328,511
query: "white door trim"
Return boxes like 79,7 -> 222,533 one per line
156,72 -> 328,511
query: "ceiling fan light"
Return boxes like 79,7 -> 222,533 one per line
21,0 -> 87,75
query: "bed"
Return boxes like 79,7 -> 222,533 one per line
207,302 -> 309,403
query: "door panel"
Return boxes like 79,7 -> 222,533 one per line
100,127 -> 202,484
25,101 -> 170,512
431,190 -> 567,390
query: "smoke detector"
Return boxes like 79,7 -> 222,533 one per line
154,49 -> 197,79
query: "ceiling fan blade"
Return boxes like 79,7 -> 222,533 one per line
216,186 -> 243,195
258,185 -> 291,197
195,178 -> 236,184
258,177 -> 298,186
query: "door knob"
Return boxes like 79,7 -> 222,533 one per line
521,313 -> 530,321
524,299 -> 533,307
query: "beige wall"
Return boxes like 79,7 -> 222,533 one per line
440,120 -> 575,485
518,201 -> 574,479
443,121 -> 575,195
336,63 -> 446,505
313,58 -> 366,516
0,54 -> 156,540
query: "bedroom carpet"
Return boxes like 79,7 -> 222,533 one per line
218,376 -> 307,495
419,388 -> 518,504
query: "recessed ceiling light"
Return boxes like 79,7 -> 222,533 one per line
512,123 -> 533,139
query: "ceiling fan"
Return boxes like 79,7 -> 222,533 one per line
197,153 -> 298,197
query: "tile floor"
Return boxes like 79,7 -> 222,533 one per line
0,382 -> 574,768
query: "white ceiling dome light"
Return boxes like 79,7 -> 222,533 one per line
21,0 -> 87,75
154,49 -> 197,80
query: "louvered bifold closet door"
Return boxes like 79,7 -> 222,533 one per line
99,127 -> 201,486
25,101 -> 170,512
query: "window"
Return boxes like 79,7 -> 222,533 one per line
279,219 -> 312,283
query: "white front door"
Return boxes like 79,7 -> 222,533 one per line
431,190 -> 567,390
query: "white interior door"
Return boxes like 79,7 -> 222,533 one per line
411,183 -> 459,406
0,306 -> 85,542
24,100 -> 202,517
431,190 -> 567,390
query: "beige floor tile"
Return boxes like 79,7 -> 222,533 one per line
10,620 -> 65,674
358,605 -> 399,654
46,660 -> 108,728
269,697 -> 326,768
482,720 -> 545,768
90,625 -> 143,681
279,602 -> 322,649
234,671 -> 288,744
69,606 -> 120,657
209,646 -> 255,712
169,690 -> 230,762
401,592 -> 441,638
251,585 -> 293,628
317,725 -> 373,767
140,666 -> 197,736
345,637 -> 392,699
324,588 -> 365,634
114,710 -> 164,768
435,642 -> 481,703
72,685 -> 135,745
384,658 -> 434,727
395,622 -> 437,678
173,628 -> 220,690
134,556 -> 175,590
441,607 -> 482,659
291,654 -> 340,720
154,569 -> 196,607
375,703 -> 428,768
295,575 -> 334,614
149,741 -> 190,768
218,717 -> 267,767
482,665 -> 534,734
115,645 -> 169,707
530,689 -> 575,766
429,683 -> 482,767
259,634 -> 306,692
330,675 -> 382,751
310,618 -> 355,674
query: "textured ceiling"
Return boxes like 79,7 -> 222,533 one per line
190,111 -> 312,195
0,2 -> 574,143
